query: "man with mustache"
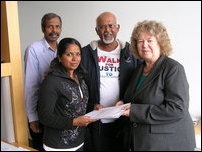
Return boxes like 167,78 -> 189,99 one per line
81,12 -> 141,151
24,12 -> 62,150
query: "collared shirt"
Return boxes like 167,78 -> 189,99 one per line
24,38 -> 57,122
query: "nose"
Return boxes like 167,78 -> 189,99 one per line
52,26 -> 57,32
143,41 -> 148,47
72,54 -> 81,61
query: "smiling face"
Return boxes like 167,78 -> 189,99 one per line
137,32 -> 161,63
43,17 -> 62,43
95,12 -> 120,45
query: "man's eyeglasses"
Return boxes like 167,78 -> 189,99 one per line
96,24 -> 119,30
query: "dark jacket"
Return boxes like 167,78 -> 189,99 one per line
81,40 -> 141,151
81,40 -> 141,112
124,55 -> 196,151
38,59 -> 89,149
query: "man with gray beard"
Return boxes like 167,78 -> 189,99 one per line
81,12 -> 141,151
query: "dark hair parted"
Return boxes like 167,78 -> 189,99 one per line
130,20 -> 172,59
57,38 -> 86,75
57,38 -> 82,57
41,13 -> 62,32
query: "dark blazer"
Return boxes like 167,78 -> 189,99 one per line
124,55 -> 196,151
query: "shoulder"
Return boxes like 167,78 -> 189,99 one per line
164,57 -> 184,69
161,56 -> 186,76
41,74 -> 58,89
82,40 -> 98,51
25,39 -> 45,52
117,39 -> 129,50
118,40 -> 141,63
81,41 -> 98,58
27,39 -> 44,48
82,44 -> 91,52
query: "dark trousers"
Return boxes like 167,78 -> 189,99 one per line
84,118 -> 131,151
84,121 -> 120,151
29,124 -> 44,151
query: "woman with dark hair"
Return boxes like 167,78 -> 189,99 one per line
38,38 -> 96,151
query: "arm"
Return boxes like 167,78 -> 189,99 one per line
24,46 -> 41,133
122,60 -> 189,125
38,77 -> 97,129
24,47 -> 41,123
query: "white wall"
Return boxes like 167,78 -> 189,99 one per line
18,1 -> 201,117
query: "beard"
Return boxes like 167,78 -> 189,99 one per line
102,32 -> 115,44
103,37 -> 114,44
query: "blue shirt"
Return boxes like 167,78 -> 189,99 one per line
24,38 -> 57,122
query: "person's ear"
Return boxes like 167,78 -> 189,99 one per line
95,27 -> 99,35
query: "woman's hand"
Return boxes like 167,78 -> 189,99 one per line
30,121 -> 42,133
94,104 -> 104,110
122,104 -> 131,117
73,116 -> 97,126
115,100 -> 124,106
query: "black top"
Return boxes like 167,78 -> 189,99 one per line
38,59 -> 89,149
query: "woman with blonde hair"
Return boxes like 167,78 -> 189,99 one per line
122,20 -> 196,151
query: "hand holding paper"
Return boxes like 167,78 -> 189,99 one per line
85,103 -> 130,119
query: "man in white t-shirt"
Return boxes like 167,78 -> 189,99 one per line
81,12 -> 141,151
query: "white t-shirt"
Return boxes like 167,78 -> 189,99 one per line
97,44 -> 121,123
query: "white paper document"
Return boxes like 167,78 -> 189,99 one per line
85,103 -> 130,119
1,141 -> 30,151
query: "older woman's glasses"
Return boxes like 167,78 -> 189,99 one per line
96,24 -> 119,30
